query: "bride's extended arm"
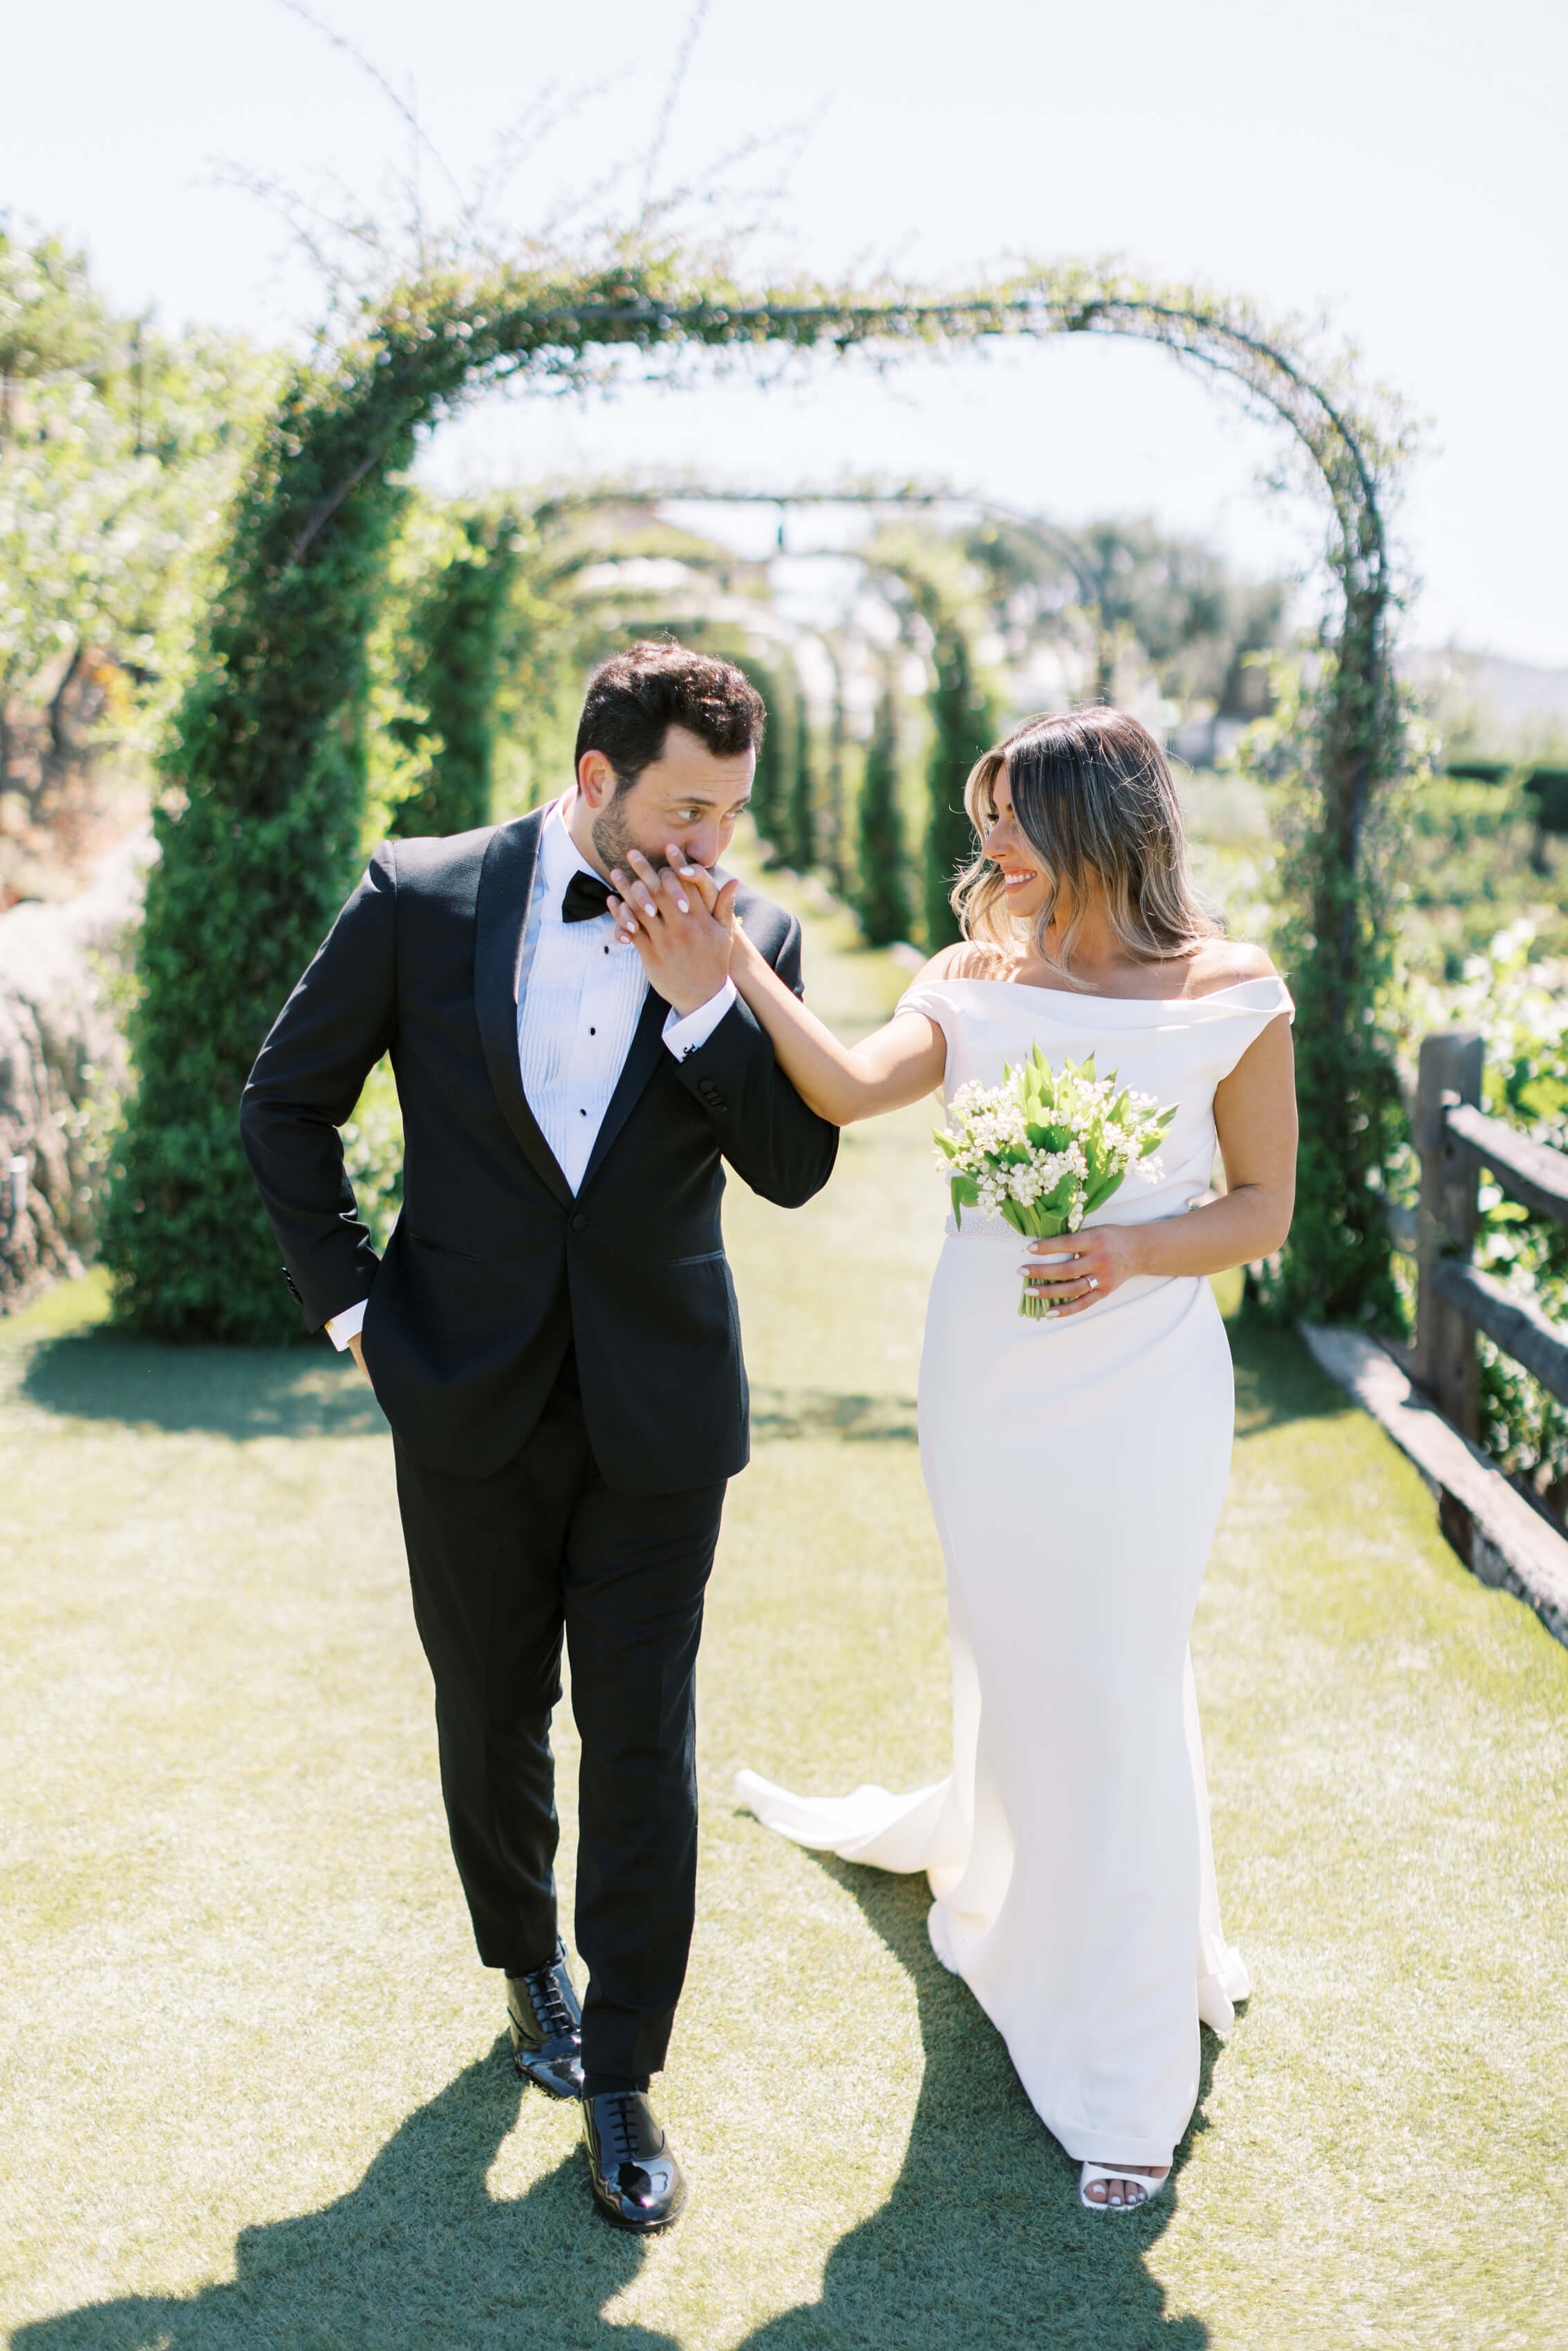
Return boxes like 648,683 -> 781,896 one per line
722,923 -> 946,1124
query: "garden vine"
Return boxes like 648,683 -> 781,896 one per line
102,254 -> 1410,1338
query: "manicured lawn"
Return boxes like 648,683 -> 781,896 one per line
2,877 -> 1565,2350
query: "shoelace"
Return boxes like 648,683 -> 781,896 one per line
525,1970 -> 577,2042
599,2093 -> 642,2164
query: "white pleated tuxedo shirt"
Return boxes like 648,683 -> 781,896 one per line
326,795 -> 736,1349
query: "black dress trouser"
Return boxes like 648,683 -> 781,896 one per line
392,1351 -> 726,2081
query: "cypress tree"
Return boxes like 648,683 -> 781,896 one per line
738,656 -> 786,854
389,514 -> 519,839
923,621 -> 1000,948
854,679 -> 913,947
787,676 -> 816,871
100,364 -> 420,1341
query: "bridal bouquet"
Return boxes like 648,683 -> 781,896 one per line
934,1047 -> 1177,1319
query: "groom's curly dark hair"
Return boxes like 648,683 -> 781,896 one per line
575,640 -> 765,788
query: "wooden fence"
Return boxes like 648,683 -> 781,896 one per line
1406,1028 -> 1568,1439
1303,1026 -> 1568,1648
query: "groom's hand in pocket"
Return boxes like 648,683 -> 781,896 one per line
608,846 -> 739,1017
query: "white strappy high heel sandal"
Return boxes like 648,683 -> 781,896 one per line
1079,2162 -> 1170,2212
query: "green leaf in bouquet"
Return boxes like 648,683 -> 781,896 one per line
1109,1088 -> 1130,1123
951,1173 -> 980,1224
1000,1200 -> 1034,1237
1083,1168 -> 1127,1214
1139,1130 -> 1165,1158
933,1127 -> 960,1158
1080,1052 -> 1096,1081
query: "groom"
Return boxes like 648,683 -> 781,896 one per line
239,641 -> 837,2231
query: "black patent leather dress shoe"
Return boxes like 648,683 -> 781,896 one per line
583,2090 -> 688,2231
505,1944 -> 584,2098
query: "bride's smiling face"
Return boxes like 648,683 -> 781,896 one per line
981,765 -> 1056,924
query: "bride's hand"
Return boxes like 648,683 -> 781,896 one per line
660,846 -> 763,971
1020,1225 -> 1145,1317
608,843 -> 765,981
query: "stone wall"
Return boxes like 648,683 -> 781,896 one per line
0,831 -> 151,1312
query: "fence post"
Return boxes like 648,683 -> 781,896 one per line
1412,1028 -> 1485,1437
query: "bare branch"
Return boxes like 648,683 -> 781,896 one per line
269,0 -> 465,212
641,0 -> 711,212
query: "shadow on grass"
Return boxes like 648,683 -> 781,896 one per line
1229,1312 -> 1353,1440
732,1853 -> 1216,2351
749,1387 -> 919,1444
12,2045 -> 675,2351
10,1888 -> 1222,2351
19,1330 -> 387,1440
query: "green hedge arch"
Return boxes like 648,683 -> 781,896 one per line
103,255 -> 1408,1339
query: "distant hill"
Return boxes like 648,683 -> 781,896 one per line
1399,647 -> 1568,756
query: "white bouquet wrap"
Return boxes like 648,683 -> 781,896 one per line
934,1045 -> 1177,1319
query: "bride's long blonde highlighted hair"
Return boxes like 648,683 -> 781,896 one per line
952,707 -> 1220,985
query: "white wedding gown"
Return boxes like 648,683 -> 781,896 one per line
738,972 -> 1294,2168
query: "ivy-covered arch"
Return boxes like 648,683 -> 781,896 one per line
103,257 -> 1408,1339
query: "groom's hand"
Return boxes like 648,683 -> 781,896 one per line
608,846 -> 739,1016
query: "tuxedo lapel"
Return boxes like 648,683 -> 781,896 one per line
579,983 -> 669,1193
474,812 -> 574,1210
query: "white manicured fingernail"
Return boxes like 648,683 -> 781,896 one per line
676,897 -> 689,913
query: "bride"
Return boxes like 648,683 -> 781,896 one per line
608,706 -> 1296,2212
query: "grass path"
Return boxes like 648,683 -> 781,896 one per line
3,874 -> 1566,2350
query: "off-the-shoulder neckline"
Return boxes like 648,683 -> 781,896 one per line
906,972 -> 1288,1009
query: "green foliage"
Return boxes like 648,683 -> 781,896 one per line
0,233 -> 114,388
854,679 -> 913,947
1399,924 -> 1568,1516
340,1057 -> 406,1254
966,512 -> 1286,719
1401,774 -> 1567,976
786,676 -> 816,870
1237,653 -> 1413,1325
857,525 -> 1002,950
924,620 -> 1002,950
102,345 -> 422,1339
389,510 -> 520,838
101,247 -> 1408,1337
0,230 -> 279,757
736,655 -> 790,853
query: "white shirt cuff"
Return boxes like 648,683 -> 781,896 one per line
662,978 -> 737,1060
324,1297 -> 368,1349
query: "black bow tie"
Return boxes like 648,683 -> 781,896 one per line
561,869 -> 613,925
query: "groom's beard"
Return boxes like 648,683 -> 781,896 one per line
590,793 -> 693,885
588,790 -> 662,884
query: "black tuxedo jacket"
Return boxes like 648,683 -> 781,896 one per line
239,810 -> 839,1492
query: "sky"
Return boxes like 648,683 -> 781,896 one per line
6,0 -> 1567,665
